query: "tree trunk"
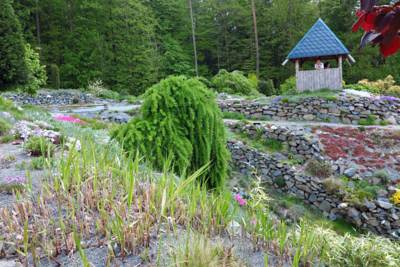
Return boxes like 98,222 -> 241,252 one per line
251,0 -> 259,77
35,0 -> 41,49
188,0 -> 199,76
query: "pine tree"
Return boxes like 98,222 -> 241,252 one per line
0,0 -> 28,89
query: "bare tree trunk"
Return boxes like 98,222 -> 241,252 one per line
188,0 -> 199,76
251,0 -> 259,77
35,0 -> 41,49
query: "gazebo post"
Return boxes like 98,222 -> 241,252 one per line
295,60 -> 300,74
338,56 -> 343,89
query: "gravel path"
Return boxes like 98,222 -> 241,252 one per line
0,142 -> 47,207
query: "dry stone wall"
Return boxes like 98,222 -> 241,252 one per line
228,140 -> 400,239
2,90 -> 99,106
226,120 -> 323,160
219,95 -> 400,125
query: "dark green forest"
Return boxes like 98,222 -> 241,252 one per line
2,0 -> 400,95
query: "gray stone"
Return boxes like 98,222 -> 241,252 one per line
319,200 -> 332,212
344,167 -> 357,178
376,200 -> 393,210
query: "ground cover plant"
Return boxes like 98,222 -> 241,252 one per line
112,75 -> 230,188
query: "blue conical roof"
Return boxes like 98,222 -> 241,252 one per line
287,19 -> 350,60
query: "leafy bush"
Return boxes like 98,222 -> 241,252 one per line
258,79 -> 277,96
279,76 -> 297,95
305,160 -> 332,178
211,69 -> 258,95
112,76 -> 229,188
87,80 -> 120,100
349,75 -> 400,97
0,118 -> 11,136
341,178 -> 383,204
24,136 -> 55,157
21,44 -> 47,94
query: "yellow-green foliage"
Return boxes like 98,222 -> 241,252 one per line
355,75 -> 400,97
211,69 -> 258,95
391,190 -> 400,206
112,76 -> 229,188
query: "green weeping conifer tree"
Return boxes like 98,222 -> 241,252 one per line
112,76 -> 229,188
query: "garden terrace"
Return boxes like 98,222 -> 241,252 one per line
228,139 -> 400,239
219,93 -> 400,125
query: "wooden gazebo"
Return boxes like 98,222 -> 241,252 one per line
282,19 -> 355,91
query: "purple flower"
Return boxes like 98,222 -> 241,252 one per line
234,194 -> 247,206
4,176 -> 26,185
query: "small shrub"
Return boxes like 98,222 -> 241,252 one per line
305,160 -> 332,178
343,179 -> 383,204
211,69 -> 258,96
322,177 -> 344,195
358,115 -> 377,126
279,76 -> 297,95
349,75 -> 400,97
21,43 -> 47,94
258,79 -> 277,96
24,136 -> 55,157
281,97 -> 289,103
87,80 -> 120,100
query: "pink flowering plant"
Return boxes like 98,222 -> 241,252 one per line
53,114 -> 85,124
234,193 -> 247,206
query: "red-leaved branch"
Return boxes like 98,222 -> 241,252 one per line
353,0 -> 400,57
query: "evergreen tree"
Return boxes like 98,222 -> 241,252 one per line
145,0 -> 193,78
112,76 -> 229,188
0,0 -> 28,89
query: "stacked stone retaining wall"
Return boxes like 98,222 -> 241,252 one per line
219,96 -> 400,125
228,140 -> 400,239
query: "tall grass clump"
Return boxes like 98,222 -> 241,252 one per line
112,76 -> 229,188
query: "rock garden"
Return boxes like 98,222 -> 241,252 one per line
1,81 -> 400,266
